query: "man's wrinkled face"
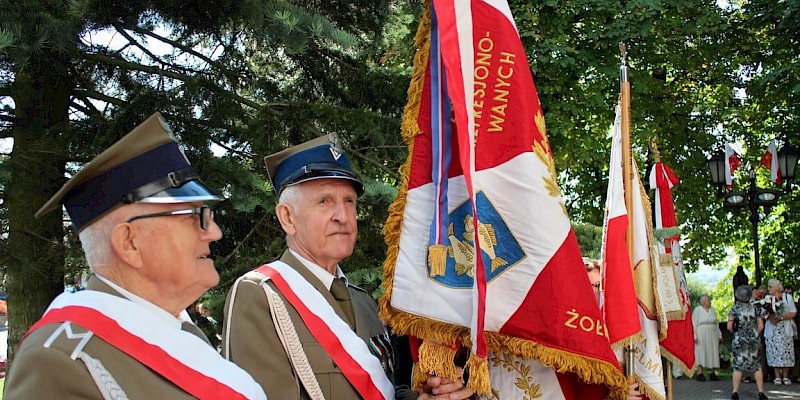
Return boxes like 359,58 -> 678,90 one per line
285,179 -> 358,270
127,202 -> 222,305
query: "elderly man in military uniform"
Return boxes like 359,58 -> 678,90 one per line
3,113 -> 266,399
222,134 -> 473,400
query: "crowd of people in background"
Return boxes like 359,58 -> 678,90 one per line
725,279 -> 797,400
582,255 -> 800,400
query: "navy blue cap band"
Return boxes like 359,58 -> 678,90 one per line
63,142 -> 215,231
272,144 -> 363,195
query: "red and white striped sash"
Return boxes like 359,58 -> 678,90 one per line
255,262 -> 394,400
28,291 -> 267,400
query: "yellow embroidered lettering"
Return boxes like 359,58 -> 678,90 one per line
565,309 -> 579,329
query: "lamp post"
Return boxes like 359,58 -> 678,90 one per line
707,145 -> 798,287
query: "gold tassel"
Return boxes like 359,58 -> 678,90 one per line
418,341 -> 458,381
411,363 -> 427,392
465,354 -> 491,395
427,244 -> 447,277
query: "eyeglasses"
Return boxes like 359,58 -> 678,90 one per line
126,206 -> 215,230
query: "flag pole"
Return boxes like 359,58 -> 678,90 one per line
619,42 -> 636,380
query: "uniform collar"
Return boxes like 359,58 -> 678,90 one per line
288,248 -> 347,291
93,273 -> 184,329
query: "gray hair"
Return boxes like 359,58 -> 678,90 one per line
734,285 -> 752,303
699,294 -> 710,302
78,208 -> 125,270
767,278 -> 783,292
278,184 -> 304,209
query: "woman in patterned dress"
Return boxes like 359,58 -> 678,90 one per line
728,285 -> 767,400
765,278 -> 797,386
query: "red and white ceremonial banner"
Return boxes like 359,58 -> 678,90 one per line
601,107 -> 666,400
649,162 -> 696,377
725,143 -> 742,189
760,139 -> 782,186
379,1 -> 626,399
628,157 -> 667,400
600,106 -> 642,350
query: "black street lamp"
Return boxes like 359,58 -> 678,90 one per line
707,145 -> 799,287
778,144 -> 799,185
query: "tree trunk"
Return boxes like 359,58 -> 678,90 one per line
4,58 -> 70,370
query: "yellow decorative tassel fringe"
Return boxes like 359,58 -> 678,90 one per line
418,341 -> 458,381
427,244 -> 447,277
465,354 -> 490,395
411,363 -> 427,392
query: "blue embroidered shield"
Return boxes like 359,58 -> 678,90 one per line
429,191 -> 524,288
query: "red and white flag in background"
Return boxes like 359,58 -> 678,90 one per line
601,106 -> 666,400
760,139 -> 782,186
649,162 -> 696,377
724,143 -> 742,189
600,106 -> 641,349
379,1 -> 627,398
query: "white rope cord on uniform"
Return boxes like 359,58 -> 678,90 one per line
222,278 -> 242,359
262,282 -> 326,400
78,352 -> 129,400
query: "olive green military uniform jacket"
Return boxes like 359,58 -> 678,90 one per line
223,250 -> 415,399
3,277 -> 260,400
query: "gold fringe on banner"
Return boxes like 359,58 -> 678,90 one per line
639,178 -> 669,340
634,375 -> 667,400
417,341 -> 459,386
410,364 -> 427,392
484,334 -> 628,400
465,354 -> 490,395
611,332 -> 645,352
380,5 -> 628,399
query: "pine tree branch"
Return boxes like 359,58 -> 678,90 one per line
345,145 -> 400,181
121,23 -> 243,84
81,52 -> 264,111
219,213 -> 269,269
111,23 -> 164,68
209,137 -> 254,158
73,88 -> 125,106
70,94 -> 105,119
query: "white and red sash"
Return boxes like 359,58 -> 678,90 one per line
27,290 -> 267,400
255,262 -> 394,400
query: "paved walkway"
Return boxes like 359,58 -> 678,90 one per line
670,377 -> 800,400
